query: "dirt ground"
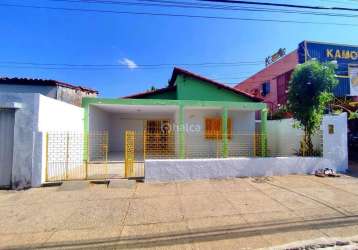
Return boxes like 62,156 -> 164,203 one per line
2,175 -> 358,249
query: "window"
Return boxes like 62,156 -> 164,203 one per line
328,124 -> 334,134
277,70 -> 293,105
261,81 -> 270,96
205,117 -> 232,140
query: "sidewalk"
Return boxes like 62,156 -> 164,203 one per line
1,175 -> 358,249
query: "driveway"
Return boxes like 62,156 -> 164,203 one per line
2,175 -> 358,249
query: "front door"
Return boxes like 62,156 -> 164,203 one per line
145,120 -> 173,157
0,109 -> 15,188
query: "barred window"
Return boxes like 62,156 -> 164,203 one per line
205,117 -> 232,140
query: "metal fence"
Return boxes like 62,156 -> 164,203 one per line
46,131 -> 113,182
45,130 -> 323,182
124,131 -> 322,160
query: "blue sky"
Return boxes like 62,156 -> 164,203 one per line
1,0 -> 358,97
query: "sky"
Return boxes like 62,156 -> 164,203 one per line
1,0 -> 358,97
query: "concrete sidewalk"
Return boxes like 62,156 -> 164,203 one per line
2,175 -> 358,249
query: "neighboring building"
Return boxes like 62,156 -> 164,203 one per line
236,41 -> 358,112
0,93 -> 84,189
0,76 -> 95,189
0,77 -> 98,106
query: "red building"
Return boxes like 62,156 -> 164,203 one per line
235,50 -> 297,112
235,41 -> 358,112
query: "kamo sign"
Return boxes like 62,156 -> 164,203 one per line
326,49 -> 358,60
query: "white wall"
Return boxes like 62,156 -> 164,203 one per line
36,95 -> 85,186
322,113 -> 348,172
89,105 -> 111,132
145,157 -> 335,182
145,114 -> 348,182
267,119 -> 320,156
38,94 -> 84,132
0,93 -> 86,188
108,113 -> 175,153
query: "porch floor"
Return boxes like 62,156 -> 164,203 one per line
108,151 -> 144,162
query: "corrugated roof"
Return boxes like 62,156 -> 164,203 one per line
0,77 -> 98,94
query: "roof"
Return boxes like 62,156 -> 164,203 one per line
302,40 -> 358,48
0,77 -> 98,94
123,86 -> 176,99
168,67 -> 262,101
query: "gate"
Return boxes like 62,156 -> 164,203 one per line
46,131 -> 109,182
124,131 -> 135,177
124,130 -> 175,178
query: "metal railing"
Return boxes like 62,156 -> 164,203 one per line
46,131 -> 111,182
45,130 -> 323,181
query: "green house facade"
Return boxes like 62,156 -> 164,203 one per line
83,68 -> 267,172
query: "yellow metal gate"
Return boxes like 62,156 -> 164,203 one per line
124,130 -> 175,178
45,131 -> 109,182
125,131 -> 135,178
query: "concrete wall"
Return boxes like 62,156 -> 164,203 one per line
0,93 -> 84,189
38,95 -> 84,132
145,157 -> 335,182
267,119 -> 321,156
37,95 -> 84,185
0,84 -> 57,99
89,106 -> 111,132
145,114 -> 348,182
0,93 -> 37,189
0,84 -> 97,107
57,86 -> 97,107
109,113 -> 175,153
322,113 -> 348,170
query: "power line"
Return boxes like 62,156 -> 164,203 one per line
0,60 -> 264,69
44,0 -> 358,18
0,65 -> 262,71
2,2 -> 358,26
198,0 -> 358,11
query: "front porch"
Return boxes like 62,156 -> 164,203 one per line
86,99 -> 268,163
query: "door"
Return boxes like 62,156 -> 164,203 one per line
0,109 -> 15,188
145,120 -> 172,156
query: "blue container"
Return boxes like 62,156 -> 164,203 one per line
298,41 -> 358,96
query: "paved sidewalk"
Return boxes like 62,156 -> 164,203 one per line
2,175 -> 358,249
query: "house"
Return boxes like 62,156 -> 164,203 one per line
1,68 -> 348,188
235,41 -> 358,112
0,75 -> 97,189
80,67 -> 267,178
0,77 -> 98,106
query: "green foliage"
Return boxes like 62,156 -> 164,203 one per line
270,105 -> 292,120
287,60 -> 338,154
148,86 -> 157,91
349,111 -> 358,120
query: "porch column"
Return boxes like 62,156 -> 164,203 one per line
260,108 -> 268,157
222,106 -> 228,158
179,104 -> 185,159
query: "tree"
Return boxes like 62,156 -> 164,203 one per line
148,86 -> 157,92
287,60 -> 338,155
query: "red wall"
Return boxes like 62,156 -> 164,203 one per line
235,50 -> 298,111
